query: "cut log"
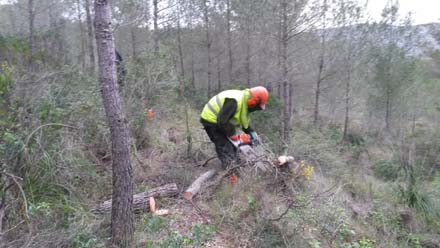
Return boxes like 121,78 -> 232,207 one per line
154,209 -> 170,216
92,183 -> 178,213
183,169 -> 217,201
277,156 -> 294,166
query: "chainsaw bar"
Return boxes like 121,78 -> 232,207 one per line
227,137 -> 270,173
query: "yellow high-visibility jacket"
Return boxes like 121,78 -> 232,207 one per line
200,89 -> 251,129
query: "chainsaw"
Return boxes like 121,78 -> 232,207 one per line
228,133 -> 258,148
228,133 -> 269,172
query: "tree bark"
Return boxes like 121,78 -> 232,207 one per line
343,66 -> 352,140
190,48 -> 196,91
177,10 -> 185,96
226,0 -> 233,84
313,0 -> 328,126
245,18 -> 251,87
77,0 -> 86,69
289,82 -> 294,125
314,57 -> 324,126
94,0 -> 134,247
187,7 -> 196,92
281,0 -> 290,141
203,0 -> 212,98
153,0 -> 159,56
216,53 -> 222,91
131,27 -> 137,59
143,0 -> 150,49
85,0 -> 96,73
27,0 -> 35,78
385,85 -> 391,131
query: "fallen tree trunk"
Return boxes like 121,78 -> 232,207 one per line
92,183 -> 178,213
183,169 -> 217,201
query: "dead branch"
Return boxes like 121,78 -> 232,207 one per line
91,183 -> 178,213
266,183 -> 339,221
195,156 -> 217,167
0,172 -> 29,220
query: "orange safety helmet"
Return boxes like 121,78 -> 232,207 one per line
247,86 -> 269,110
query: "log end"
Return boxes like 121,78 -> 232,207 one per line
277,155 -> 295,166
182,192 -> 193,201
149,197 -> 156,213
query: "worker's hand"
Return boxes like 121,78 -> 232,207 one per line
250,131 -> 258,141
250,131 -> 260,145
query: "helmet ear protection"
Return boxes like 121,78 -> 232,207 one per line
247,86 -> 268,110
248,97 -> 263,112
254,96 -> 263,109
247,96 -> 261,108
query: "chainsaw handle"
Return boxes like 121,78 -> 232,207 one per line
238,140 -> 258,147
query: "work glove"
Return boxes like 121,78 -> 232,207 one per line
250,131 -> 258,141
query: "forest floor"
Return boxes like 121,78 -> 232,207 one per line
88,106 -> 440,247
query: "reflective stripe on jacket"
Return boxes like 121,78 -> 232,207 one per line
200,89 -> 251,129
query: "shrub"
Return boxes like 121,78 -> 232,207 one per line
397,183 -> 432,215
190,223 -> 216,246
346,237 -> 375,248
251,221 -> 285,248
374,160 -> 401,181
71,227 -> 99,248
157,231 -> 184,248
143,214 -> 168,233
345,132 -> 365,147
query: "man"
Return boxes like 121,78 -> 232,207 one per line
200,86 -> 269,169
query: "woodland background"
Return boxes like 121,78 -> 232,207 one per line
0,0 -> 439,247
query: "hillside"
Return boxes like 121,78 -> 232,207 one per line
1,0 -> 440,247
2,78 -> 439,247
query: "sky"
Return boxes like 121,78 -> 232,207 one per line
363,0 -> 440,24
0,0 -> 438,25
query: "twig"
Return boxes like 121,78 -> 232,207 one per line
0,220 -> 26,236
195,156 -> 217,167
266,183 -> 339,221
10,123 -> 77,160
188,200 -> 210,223
0,172 -> 29,220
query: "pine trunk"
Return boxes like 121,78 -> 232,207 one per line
343,68 -> 351,140
246,23 -> 251,86
314,57 -> 323,126
226,0 -> 233,85
281,0 -> 290,141
177,12 -> 185,96
77,0 -> 86,69
153,0 -> 159,55
85,0 -> 96,73
94,0 -> 134,247
27,0 -> 35,78
203,0 -> 212,98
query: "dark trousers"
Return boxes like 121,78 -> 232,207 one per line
202,124 -> 237,169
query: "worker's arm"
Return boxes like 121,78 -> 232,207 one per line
217,98 -> 237,136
